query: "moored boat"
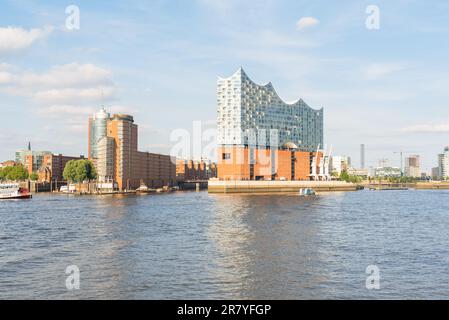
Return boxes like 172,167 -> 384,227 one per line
0,183 -> 32,200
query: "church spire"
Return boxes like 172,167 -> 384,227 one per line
28,141 -> 31,151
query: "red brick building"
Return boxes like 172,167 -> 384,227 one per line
176,159 -> 217,181
38,154 -> 85,182
217,145 -> 323,181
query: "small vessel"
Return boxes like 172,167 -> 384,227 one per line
136,181 -> 158,193
60,184 -> 76,193
299,188 -> 316,196
136,182 -> 149,193
0,183 -> 32,200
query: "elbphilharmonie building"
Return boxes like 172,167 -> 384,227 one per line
216,68 -> 326,181
217,67 -> 323,151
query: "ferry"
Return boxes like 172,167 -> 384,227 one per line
299,188 -> 316,197
0,183 -> 32,200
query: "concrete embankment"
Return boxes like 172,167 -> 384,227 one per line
208,180 -> 360,193
415,182 -> 449,189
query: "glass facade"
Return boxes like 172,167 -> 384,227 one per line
217,68 -> 323,151
15,150 -> 52,172
89,108 -> 110,159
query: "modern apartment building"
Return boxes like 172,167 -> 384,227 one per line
88,109 -> 176,190
216,68 -> 325,181
438,147 -> 449,179
405,155 -> 421,178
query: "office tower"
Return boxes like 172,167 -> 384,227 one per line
360,144 -> 365,169
88,107 -> 110,160
405,155 -> 421,178
438,147 -> 449,179
88,109 -> 176,190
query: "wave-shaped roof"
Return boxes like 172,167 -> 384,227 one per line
219,67 -> 322,112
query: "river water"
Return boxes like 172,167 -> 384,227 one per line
1,189 -> 449,299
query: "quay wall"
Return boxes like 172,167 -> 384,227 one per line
208,180 -> 359,193
415,182 -> 449,189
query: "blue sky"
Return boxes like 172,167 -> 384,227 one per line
1,0 -> 449,172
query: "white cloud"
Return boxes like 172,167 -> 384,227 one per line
296,17 -> 320,30
0,71 -> 13,84
0,26 -> 53,54
34,86 -> 115,104
0,63 -> 116,104
362,63 -> 406,80
401,123 -> 449,133
35,105 -> 96,118
19,63 -> 113,88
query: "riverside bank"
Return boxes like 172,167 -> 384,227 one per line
208,180 -> 360,193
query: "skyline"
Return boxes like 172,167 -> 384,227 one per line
1,1 -> 449,172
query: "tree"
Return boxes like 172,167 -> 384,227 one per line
63,160 -> 77,182
0,165 -> 29,181
340,171 -> 350,182
339,170 -> 362,183
30,172 -> 39,181
63,159 -> 97,182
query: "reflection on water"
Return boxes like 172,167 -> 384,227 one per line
1,190 -> 449,299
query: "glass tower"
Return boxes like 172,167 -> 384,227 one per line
89,107 -> 110,159
217,68 -> 323,151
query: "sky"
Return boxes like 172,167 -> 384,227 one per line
1,0 -> 449,172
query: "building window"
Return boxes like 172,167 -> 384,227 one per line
222,153 -> 231,160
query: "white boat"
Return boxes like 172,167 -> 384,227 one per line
136,182 -> 149,192
60,185 -> 76,193
0,183 -> 32,200
299,188 -> 316,196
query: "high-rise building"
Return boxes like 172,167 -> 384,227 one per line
88,107 -> 110,160
216,68 -> 326,181
88,109 -> 176,190
360,144 -> 365,169
438,147 -> 449,179
96,136 -> 115,181
405,155 -> 421,178
432,167 -> 440,179
217,67 -> 323,150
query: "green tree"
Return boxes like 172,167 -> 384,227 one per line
63,159 -> 97,182
30,172 -> 39,181
339,170 -> 362,183
63,160 -> 77,182
340,171 -> 350,182
0,165 -> 29,181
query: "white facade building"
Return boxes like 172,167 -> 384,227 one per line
330,155 -> 351,175
438,147 -> 449,179
96,136 -> 115,182
217,68 -> 323,151
374,167 -> 401,178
